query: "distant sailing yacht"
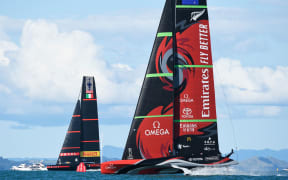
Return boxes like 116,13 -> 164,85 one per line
48,76 -> 100,171
101,0 -> 237,174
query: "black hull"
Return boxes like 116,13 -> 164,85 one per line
47,167 -> 76,171
101,156 -> 238,174
47,165 -> 100,171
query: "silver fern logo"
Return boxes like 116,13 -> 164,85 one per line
190,9 -> 206,22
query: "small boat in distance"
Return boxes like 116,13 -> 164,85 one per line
11,161 -> 47,171
47,76 -> 101,171
101,0 -> 237,174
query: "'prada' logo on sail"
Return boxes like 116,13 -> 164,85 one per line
144,121 -> 170,136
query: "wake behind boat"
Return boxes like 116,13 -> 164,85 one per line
47,76 -> 101,171
101,0 -> 237,174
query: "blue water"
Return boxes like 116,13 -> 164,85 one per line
0,171 -> 287,180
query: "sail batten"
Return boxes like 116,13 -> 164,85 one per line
146,73 -> 173,78
157,32 -> 173,37
175,65 -> 213,68
135,114 -> 173,119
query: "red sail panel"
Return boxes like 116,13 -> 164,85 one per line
173,3 -> 220,157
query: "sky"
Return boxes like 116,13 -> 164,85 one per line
0,0 -> 287,158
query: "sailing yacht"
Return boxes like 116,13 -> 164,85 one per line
47,76 -> 101,171
101,0 -> 237,174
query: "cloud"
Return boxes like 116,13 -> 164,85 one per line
8,20 -> 142,104
112,63 -> 133,71
0,40 -> 18,66
214,58 -> 288,104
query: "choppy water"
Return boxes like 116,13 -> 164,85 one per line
1,168 -> 287,180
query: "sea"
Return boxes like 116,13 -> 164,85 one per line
1,167 -> 288,180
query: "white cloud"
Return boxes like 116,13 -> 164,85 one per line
9,20 -> 142,103
214,58 -> 288,104
112,63 -> 133,71
0,40 -> 18,66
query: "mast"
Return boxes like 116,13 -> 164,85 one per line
173,0 -> 221,160
80,76 -> 101,165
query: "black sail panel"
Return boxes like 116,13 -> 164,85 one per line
122,0 -> 176,160
173,0 -> 221,161
56,100 -> 81,166
80,76 -> 100,164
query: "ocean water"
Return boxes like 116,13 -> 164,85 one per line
1,168 -> 287,180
